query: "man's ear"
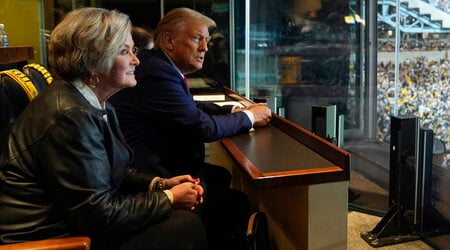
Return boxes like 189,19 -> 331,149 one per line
162,32 -> 174,50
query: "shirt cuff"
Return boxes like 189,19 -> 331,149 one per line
164,190 -> 174,204
243,110 -> 254,124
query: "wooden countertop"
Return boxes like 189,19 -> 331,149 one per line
0,46 -> 34,64
221,87 -> 350,188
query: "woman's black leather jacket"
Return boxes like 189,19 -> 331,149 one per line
0,80 -> 172,244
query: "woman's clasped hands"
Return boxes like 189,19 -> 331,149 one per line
164,175 -> 204,211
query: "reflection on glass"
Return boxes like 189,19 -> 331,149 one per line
233,0 -> 364,135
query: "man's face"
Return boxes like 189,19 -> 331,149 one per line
168,20 -> 211,75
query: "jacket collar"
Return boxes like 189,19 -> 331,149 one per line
72,79 -> 103,110
153,48 -> 185,79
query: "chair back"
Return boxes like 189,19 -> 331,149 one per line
22,63 -> 53,93
0,69 -> 38,134
0,84 -> 14,135
246,212 -> 270,250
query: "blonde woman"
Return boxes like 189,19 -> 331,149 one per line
0,7 -> 206,250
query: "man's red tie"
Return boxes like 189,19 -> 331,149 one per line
183,75 -> 190,93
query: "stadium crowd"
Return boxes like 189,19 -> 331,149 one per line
377,56 -> 449,168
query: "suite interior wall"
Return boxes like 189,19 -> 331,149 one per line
0,0 -> 42,65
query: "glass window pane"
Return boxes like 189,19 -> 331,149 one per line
232,0 -> 364,137
377,1 -> 450,247
377,1 -> 449,167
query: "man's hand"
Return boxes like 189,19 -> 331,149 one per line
247,103 -> 272,127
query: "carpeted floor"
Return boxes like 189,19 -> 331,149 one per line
347,211 -> 433,250
349,171 -> 389,214
347,170 -> 450,249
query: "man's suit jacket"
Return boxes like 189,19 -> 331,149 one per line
110,48 -> 252,178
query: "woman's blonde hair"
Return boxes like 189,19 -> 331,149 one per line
153,7 -> 216,49
48,7 -> 131,82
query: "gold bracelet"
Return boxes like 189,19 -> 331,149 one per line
153,177 -> 165,191
158,178 -> 166,190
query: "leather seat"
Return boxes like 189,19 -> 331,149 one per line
0,83 -> 14,135
22,63 -> 53,93
0,69 -> 38,133
246,212 -> 270,250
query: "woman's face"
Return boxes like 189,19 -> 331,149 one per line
101,33 -> 140,91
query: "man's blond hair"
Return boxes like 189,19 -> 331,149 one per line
154,7 -> 216,49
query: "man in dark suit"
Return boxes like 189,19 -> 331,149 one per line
110,7 -> 272,249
